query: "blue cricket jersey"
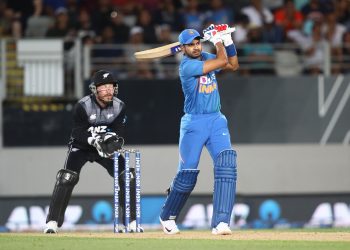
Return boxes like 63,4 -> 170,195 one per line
179,52 -> 221,114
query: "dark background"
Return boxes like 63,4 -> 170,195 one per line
3,76 -> 350,146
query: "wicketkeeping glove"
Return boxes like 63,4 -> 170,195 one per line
88,134 -> 101,148
88,134 -> 106,157
203,24 -> 222,45
215,24 -> 234,46
88,132 -> 124,158
100,132 -> 124,156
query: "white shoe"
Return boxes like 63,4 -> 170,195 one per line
117,224 -> 126,233
212,222 -> 232,235
129,220 -> 144,233
44,221 -> 58,234
159,217 -> 180,235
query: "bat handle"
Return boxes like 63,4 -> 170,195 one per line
171,45 -> 182,55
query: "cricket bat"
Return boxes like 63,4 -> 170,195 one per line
134,27 -> 236,61
134,42 -> 182,61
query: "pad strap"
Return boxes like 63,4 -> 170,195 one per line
160,169 -> 199,221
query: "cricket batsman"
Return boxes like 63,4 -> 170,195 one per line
159,24 -> 239,235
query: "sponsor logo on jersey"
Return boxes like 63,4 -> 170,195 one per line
198,74 -> 217,94
88,126 -> 107,134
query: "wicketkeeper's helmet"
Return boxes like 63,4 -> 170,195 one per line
89,70 -> 118,95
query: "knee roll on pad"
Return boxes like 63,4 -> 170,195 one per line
46,169 -> 79,227
212,150 -> 237,228
215,149 -> 237,170
160,169 -> 199,220
57,169 -> 79,185
172,169 -> 200,192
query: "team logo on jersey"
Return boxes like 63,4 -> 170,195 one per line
107,113 -> 113,119
89,114 -> 97,120
198,74 -> 217,94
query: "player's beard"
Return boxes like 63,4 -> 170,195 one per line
97,92 -> 113,105
188,49 -> 201,59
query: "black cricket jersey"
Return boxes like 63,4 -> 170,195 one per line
69,94 -> 126,150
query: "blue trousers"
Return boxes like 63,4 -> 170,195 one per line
159,112 -> 236,223
178,112 -> 232,170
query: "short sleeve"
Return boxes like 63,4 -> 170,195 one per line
181,60 -> 204,77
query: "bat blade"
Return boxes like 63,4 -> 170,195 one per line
134,42 -> 181,60
134,27 -> 236,61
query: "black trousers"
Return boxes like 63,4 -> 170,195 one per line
63,146 -> 136,224
64,146 -> 125,176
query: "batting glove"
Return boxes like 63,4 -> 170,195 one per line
203,24 -> 222,46
215,24 -> 234,47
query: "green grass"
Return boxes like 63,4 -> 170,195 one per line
0,230 -> 349,250
0,238 -> 346,250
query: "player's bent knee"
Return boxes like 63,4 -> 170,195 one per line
172,169 -> 200,192
215,149 -> 237,168
57,169 -> 79,186
214,150 -> 237,180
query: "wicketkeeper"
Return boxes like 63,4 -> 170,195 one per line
44,70 -> 142,233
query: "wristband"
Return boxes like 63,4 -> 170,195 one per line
225,44 -> 237,57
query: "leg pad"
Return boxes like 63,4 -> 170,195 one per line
160,169 -> 199,221
46,169 -> 79,227
212,150 -> 237,228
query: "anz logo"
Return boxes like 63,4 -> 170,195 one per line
88,126 -> 107,134
198,74 -> 217,94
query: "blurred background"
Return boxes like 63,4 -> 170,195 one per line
0,0 -> 349,232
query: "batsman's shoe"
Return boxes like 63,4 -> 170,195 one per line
212,222 -> 232,235
159,217 -> 180,235
129,220 -> 144,233
44,221 -> 58,234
